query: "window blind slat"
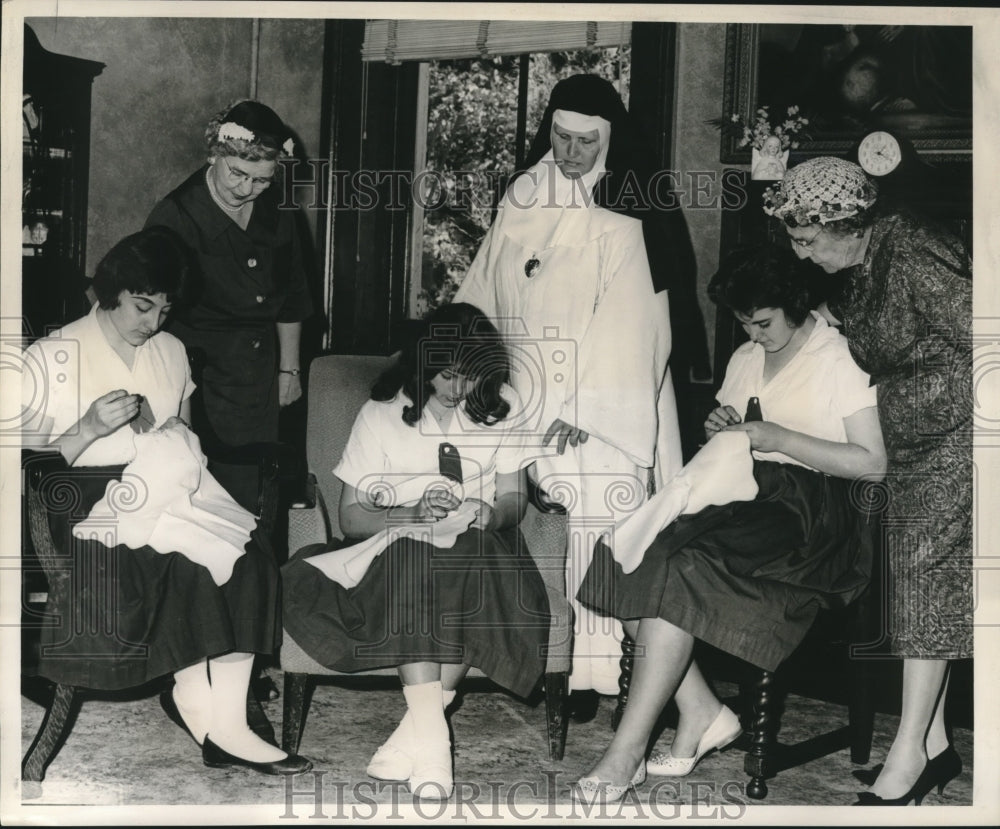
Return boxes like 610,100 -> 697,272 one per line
361,20 -> 630,63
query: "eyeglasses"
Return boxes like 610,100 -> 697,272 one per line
790,226 -> 823,250
219,156 -> 274,189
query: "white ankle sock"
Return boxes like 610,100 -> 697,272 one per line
403,681 -> 452,797
386,688 -> 456,749
207,653 -> 286,762
172,659 -> 211,743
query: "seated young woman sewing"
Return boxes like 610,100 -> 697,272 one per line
570,243 -> 887,804
21,226 -> 310,776
281,302 -> 550,801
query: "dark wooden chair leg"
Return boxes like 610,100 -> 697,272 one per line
847,575 -> 877,766
848,655 -> 875,765
281,673 -> 310,755
246,680 -> 277,745
611,634 -> 636,731
544,671 -> 568,761
744,669 -> 779,800
22,683 -> 78,783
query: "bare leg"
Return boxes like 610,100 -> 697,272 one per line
924,663 -> 952,758
669,660 -> 724,758
440,663 -> 470,693
584,616 -> 695,785
870,658 -> 948,798
398,662 -> 442,686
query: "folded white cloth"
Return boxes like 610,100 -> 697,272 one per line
601,430 -> 759,573
304,501 -> 480,588
73,424 -> 256,585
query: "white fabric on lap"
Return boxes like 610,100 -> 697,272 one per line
304,501 -> 479,588
602,431 -> 758,574
73,425 -> 255,585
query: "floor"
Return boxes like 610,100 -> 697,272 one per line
16,670 -> 974,818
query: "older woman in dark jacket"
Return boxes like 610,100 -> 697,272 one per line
146,100 -> 312,453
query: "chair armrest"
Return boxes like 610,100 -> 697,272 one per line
287,473 -> 332,553
519,502 -> 573,669
288,470 -> 318,510
205,441 -> 301,538
526,475 -> 567,515
20,451 -> 125,587
22,447 -> 71,483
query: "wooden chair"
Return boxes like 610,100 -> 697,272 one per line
279,354 -> 574,760
20,444 -> 284,784
612,501 -> 884,799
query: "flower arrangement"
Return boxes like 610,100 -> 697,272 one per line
712,105 -> 810,152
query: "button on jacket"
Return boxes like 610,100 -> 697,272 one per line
146,167 -> 313,446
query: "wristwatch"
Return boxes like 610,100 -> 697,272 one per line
279,368 -> 301,376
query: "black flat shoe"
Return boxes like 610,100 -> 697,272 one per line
202,736 -> 313,776
160,689 -> 203,746
567,690 -> 601,724
252,672 -> 281,702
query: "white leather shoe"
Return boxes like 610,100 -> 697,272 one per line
646,705 -> 742,777
571,761 -> 646,806
366,738 -> 412,781
368,690 -> 456,781
409,736 -> 454,801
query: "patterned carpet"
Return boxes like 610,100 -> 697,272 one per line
15,672 -> 974,818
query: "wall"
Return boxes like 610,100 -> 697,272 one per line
27,18 -> 735,365
27,16 -> 326,275
673,23 -> 741,376
256,17 -> 327,243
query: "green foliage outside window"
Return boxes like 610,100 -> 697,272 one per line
416,47 -> 630,315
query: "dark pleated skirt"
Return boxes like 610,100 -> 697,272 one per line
281,526 -> 551,698
34,467 -> 280,690
577,461 -> 874,672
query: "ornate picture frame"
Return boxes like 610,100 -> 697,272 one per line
720,23 -> 972,163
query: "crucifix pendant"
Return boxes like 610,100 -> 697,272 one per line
524,254 -> 541,279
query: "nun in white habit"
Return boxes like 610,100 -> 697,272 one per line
455,74 -> 682,697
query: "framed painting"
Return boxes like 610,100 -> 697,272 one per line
720,23 -> 972,163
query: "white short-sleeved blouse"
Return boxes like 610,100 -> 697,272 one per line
21,303 -> 195,467
334,386 -> 527,509
717,313 -> 877,470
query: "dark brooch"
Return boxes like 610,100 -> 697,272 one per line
524,255 -> 541,279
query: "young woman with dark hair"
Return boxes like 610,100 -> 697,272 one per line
281,303 -> 550,801
570,243 -> 886,804
21,226 -> 311,776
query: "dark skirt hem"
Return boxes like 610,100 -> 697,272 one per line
282,527 -> 550,699
577,461 -> 873,672
36,519 -> 280,691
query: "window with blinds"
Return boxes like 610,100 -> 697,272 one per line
375,21 -> 632,316
361,20 -> 631,63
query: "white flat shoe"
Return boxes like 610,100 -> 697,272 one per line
646,705 -> 742,777
409,737 -> 454,801
366,740 -> 411,781
571,761 -> 646,806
